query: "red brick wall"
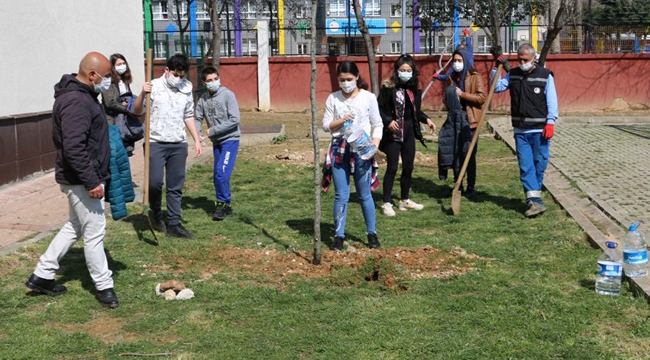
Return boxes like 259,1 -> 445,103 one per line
156,54 -> 650,113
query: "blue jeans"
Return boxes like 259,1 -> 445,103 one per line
514,132 -> 550,202
213,140 -> 239,203
331,143 -> 376,238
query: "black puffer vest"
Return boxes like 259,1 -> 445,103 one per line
509,66 -> 553,129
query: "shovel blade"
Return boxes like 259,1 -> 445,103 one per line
451,189 -> 462,215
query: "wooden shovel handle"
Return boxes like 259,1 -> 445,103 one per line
142,49 -> 153,209
452,63 -> 503,194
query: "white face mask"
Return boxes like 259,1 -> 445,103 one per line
398,71 -> 413,82
453,62 -> 464,73
206,79 -> 220,92
339,79 -> 357,93
115,64 -> 127,75
166,72 -> 182,88
93,73 -> 111,93
519,61 -> 534,72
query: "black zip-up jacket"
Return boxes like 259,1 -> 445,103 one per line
377,79 -> 430,151
52,74 -> 111,190
508,66 -> 553,129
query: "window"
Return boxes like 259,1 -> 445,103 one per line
390,3 -> 400,17
152,0 -> 168,20
365,0 -> 380,16
477,35 -> 492,53
295,5 -> 307,19
297,43 -> 309,55
220,40 -> 235,56
390,41 -> 401,53
241,1 -> 256,19
261,3 -> 278,18
169,1 -> 189,20
329,0 -> 346,17
154,40 -> 168,59
437,35 -> 452,53
196,0 -> 210,20
242,39 -> 258,55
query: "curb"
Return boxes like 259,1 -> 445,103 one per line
487,117 -> 650,301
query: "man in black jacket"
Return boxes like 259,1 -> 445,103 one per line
25,52 -> 119,308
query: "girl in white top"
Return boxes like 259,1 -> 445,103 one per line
322,60 -> 383,251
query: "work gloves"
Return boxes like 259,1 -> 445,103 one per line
542,123 -> 554,140
495,55 -> 512,71
463,29 -> 470,37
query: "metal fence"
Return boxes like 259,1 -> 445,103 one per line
145,23 -> 650,59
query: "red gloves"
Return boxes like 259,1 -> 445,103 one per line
463,29 -> 470,37
432,73 -> 439,81
542,124 -> 554,139
496,55 -> 507,64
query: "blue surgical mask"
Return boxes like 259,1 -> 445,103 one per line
93,73 -> 111,93
206,79 -> 220,92
398,71 -> 413,82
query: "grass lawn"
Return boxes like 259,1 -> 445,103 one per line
1,116 -> 649,359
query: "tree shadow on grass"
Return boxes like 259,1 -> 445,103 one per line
121,212 -> 161,246
182,195 -> 215,216
285,218 -> 340,247
411,176 -> 527,216
238,214 -> 313,263
27,248 -> 127,298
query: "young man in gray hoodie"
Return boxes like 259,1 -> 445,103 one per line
195,67 -> 241,220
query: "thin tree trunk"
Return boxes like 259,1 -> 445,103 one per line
488,0 -> 502,57
539,0 -> 567,66
352,0 -> 378,95
549,0 -> 562,54
209,0 -> 222,70
310,0 -> 322,265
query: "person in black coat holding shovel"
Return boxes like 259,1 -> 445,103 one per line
377,54 -> 436,217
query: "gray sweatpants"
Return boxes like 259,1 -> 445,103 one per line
149,142 -> 188,226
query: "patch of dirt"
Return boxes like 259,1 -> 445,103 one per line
198,244 -> 490,289
50,312 -> 180,344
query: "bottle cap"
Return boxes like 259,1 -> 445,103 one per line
629,221 -> 641,231
606,241 -> 617,249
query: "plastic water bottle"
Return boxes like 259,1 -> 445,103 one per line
347,128 -> 377,160
595,241 -> 623,296
623,221 -> 648,278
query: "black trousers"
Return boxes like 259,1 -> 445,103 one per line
383,123 -> 416,203
455,128 -> 478,188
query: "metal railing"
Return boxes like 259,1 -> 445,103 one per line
145,23 -> 650,59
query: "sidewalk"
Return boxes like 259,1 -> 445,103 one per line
488,116 -> 650,300
0,124 -> 283,256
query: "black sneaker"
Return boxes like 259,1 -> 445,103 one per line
152,212 -> 166,232
464,186 -> 477,199
368,233 -> 381,249
95,288 -> 119,308
25,274 -> 67,296
166,224 -> 194,238
330,236 -> 345,251
212,202 -> 233,221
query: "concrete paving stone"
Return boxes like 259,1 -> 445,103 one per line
0,229 -> 35,247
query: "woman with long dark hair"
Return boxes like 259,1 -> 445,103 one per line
321,61 -> 383,250
102,53 -> 134,125
377,54 -> 436,216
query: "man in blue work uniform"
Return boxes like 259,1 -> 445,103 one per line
493,43 -> 559,217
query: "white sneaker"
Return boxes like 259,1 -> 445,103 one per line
381,202 -> 396,217
399,199 -> 424,211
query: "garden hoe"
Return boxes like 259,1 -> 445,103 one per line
141,49 -> 158,241
451,63 -> 503,215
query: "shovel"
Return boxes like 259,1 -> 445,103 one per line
141,49 -> 158,241
451,63 -> 503,215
